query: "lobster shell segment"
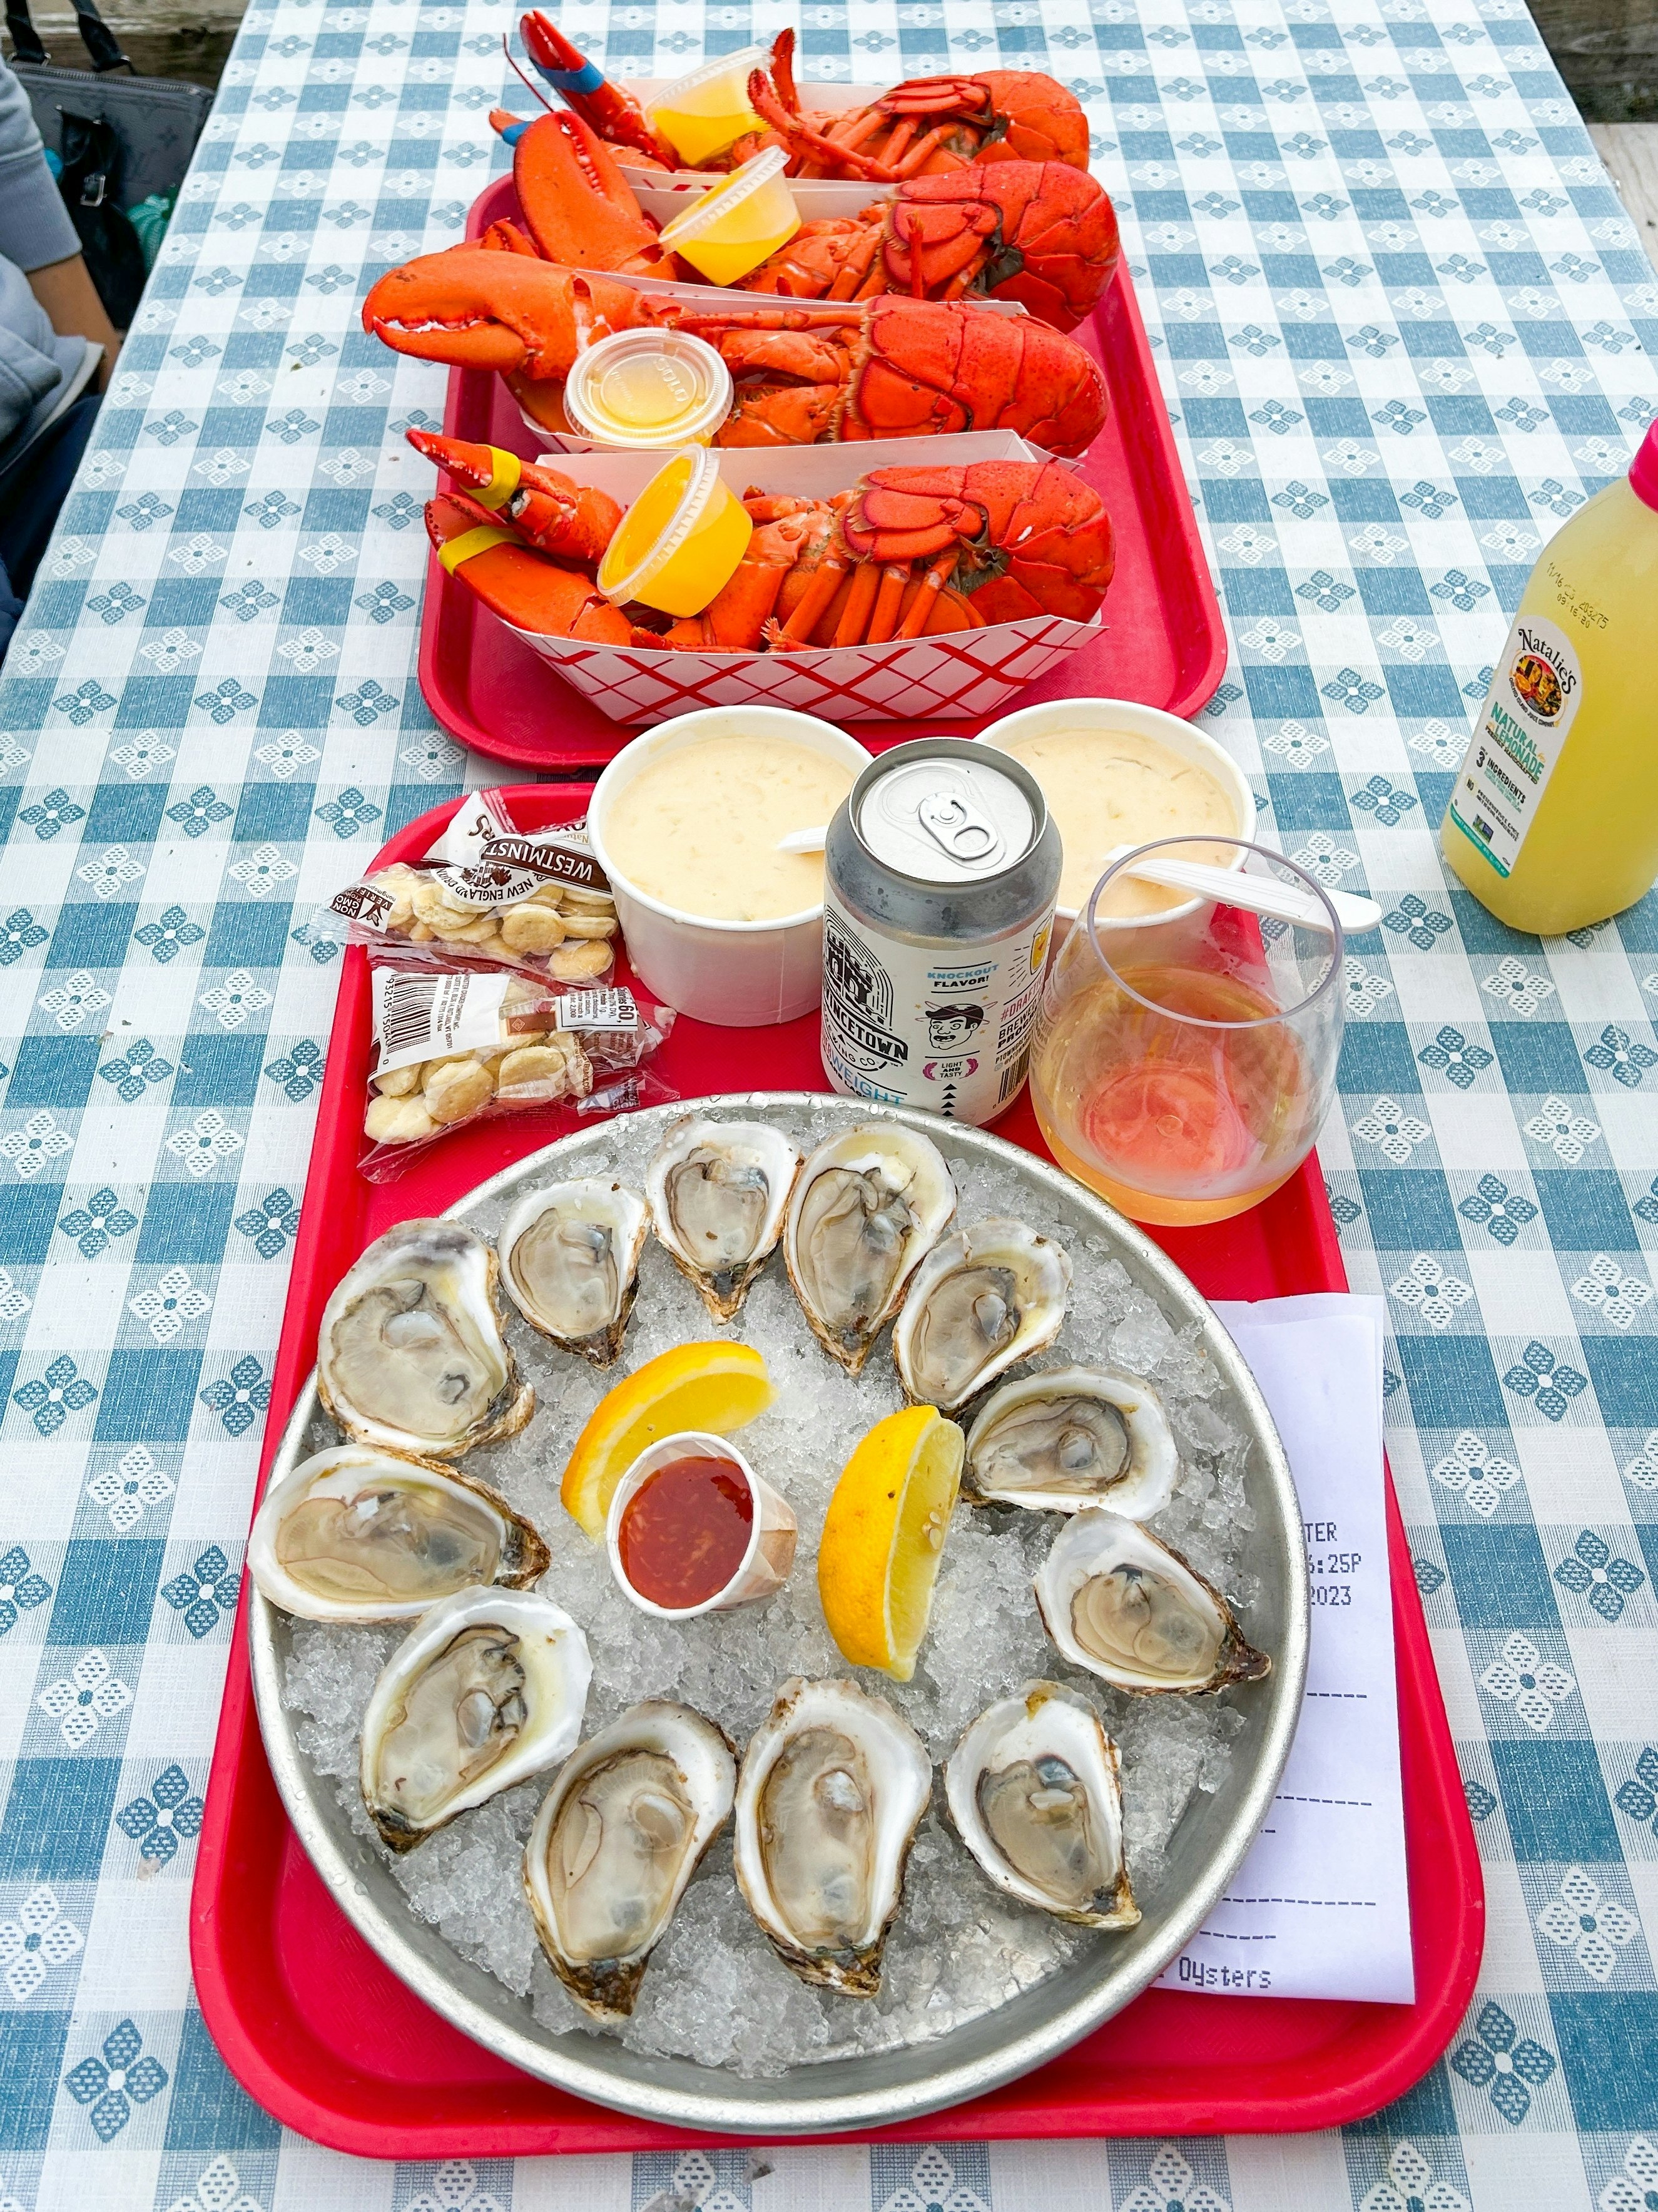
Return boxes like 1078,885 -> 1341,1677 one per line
885,166 -> 1119,332
842,462 -> 1114,624
845,295 -> 1107,458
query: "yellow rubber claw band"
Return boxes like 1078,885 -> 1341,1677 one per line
438,523 -> 519,574
469,446 -> 524,511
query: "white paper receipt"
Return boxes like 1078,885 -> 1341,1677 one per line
1156,1293 -> 1414,2006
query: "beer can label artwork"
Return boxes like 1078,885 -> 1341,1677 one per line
821,891 -> 1052,1122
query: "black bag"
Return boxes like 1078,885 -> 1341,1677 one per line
55,107 -> 148,327
8,0 -> 212,212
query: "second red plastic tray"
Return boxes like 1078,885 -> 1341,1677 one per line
412,185 -> 1227,767
191,788 -> 1482,2157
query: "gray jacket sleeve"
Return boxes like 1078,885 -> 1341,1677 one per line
0,54 -> 82,270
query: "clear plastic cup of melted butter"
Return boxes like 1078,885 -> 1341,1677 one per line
658,148 -> 801,287
645,44 -> 768,168
596,448 -> 753,618
562,329 -> 733,451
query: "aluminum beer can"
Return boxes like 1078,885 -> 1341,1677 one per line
820,739 -> 1060,1124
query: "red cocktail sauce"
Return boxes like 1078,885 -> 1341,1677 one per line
618,1454 -> 754,1611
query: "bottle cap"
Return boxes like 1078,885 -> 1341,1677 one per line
1629,417 -> 1658,514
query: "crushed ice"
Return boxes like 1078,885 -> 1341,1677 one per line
282,1106 -> 1262,2077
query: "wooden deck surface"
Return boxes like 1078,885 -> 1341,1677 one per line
1592,123 -> 1658,265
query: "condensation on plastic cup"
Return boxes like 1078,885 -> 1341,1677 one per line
563,329 -> 734,451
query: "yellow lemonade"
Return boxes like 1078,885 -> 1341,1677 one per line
1443,420 -> 1658,934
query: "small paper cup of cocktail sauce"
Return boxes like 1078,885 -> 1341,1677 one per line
604,1430 -> 798,1619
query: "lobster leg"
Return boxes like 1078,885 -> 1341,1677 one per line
519,13 -> 672,165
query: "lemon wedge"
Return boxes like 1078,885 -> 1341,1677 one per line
818,1405 -> 964,1681
560,1342 -> 774,1538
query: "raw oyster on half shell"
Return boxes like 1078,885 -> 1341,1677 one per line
783,1123 -> 955,1374
317,1218 -> 532,1460
645,1115 -> 801,1320
892,1218 -> 1072,1414
247,1444 -> 549,1621
1035,1510 -> 1270,1695
944,1683 -> 1139,1928
360,1587 -> 591,1851
497,1175 -> 649,1367
964,1367 -> 1177,1518
524,1701 -> 736,2021
733,1676 -> 931,1996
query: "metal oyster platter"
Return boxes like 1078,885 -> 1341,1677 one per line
250,1093 -> 1308,2137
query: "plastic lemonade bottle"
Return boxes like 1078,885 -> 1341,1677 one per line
1442,418 -> 1658,934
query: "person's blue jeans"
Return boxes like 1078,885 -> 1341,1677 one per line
0,392 -> 102,665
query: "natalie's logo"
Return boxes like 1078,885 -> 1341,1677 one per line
1507,627 -> 1574,725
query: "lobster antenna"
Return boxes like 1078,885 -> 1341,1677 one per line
502,33 -> 554,113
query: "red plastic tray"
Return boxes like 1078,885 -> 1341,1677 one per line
412,183 -> 1227,767
193,790 -> 1483,2156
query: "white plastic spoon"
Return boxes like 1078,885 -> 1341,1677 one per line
1097,845 -> 1381,934
776,825 -> 828,855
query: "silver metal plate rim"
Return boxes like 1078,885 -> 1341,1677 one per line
250,1091 -> 1310,2138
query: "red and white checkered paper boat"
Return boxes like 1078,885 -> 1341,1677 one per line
497,433 -> 1104,725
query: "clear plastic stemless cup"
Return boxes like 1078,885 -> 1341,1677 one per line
1029,837 -> 1345,1226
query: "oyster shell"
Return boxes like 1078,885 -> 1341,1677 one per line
317,1219 -> 532,1460
944,1683 -> 1139,1929
360,1587 -> 591,1850
892,1218 -> 1072,1414
247,1444 -> 549,1622
733,1676 -> 931,1995
964,1367 -> 1177,1518
524,1701 -> 736,2021
1035,1510 -> 1270,1695
498,1176 -> 649,1367
646,1115 -> 801,1320
783,1123 -> 955,1374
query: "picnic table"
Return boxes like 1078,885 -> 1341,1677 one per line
0,0 -> 1654,2204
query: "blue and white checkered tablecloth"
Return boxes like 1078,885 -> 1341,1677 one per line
0,0 -> 1655,2203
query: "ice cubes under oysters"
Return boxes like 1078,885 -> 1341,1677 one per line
783,1123 -> 955,1374
317,1219 -> 532,1460
645,1115 -> 801,1320
247,1444 -> 549,1621
1035,1510 -> 1270,1695
945,1683 -> 1139,1929
964,1367 -> 1177,1518
497,1175 -> 648,1367
892,1218 -> 1072,1414
360,1587 -> 591,1851
733,1676 -> 931,1996
524,1701 -> 736,2021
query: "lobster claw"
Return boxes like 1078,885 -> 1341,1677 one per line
511,110 -> 669,276
519,13 -> 671,166
407,432 -> 624,565
427,493 -> 635,644
361,253 -> 651,384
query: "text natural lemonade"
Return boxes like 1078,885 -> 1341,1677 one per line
1442,418 -> 1658,934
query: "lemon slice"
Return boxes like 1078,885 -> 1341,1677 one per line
818,1405 -> 964,1681
561,1342 -> 773,1538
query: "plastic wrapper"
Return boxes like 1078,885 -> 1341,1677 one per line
360,959 -> 675,1181
324,790 -> 619,983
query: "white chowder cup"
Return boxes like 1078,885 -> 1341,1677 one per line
975,698 -> 1253,947
588,706 -> 873,1026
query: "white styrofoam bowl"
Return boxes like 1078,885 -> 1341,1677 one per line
975,697 -> 1254,944
587,706 -> 873,1027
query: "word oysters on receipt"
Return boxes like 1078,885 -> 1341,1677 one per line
1157,1293 -> 1414,2006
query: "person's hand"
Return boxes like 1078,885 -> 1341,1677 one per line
27,252 -> 121,384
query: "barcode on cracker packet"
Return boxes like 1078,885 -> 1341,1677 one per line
550,988 -> 638,1032
372,967 -> 509,1074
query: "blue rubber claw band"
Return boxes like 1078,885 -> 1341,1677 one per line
497,118 -> 529,146
535,59 -> 605,94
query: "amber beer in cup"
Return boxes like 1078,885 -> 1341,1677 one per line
1029,839 -> 1345,1226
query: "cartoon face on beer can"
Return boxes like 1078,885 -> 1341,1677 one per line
820,742 -> 1061,1126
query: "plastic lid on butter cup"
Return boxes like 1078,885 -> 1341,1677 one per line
658,148 -> 800,276
596,447 -> 752,617
562,329 -> 733,450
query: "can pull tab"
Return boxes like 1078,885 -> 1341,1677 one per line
916,790 -> 1004,869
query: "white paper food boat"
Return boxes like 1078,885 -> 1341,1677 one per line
494,432 -> 1104,726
